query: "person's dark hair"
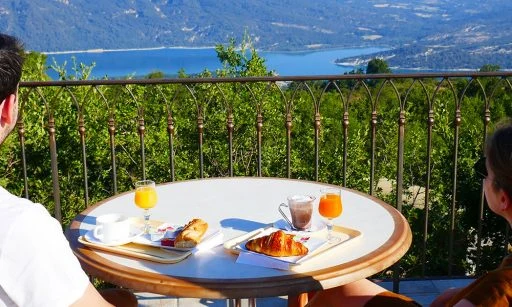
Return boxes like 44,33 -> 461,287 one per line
0,33 -> 24,100
486,119 -> 512,198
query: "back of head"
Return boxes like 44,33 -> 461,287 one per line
0,33 -> 24,99
486,119 -> 512,199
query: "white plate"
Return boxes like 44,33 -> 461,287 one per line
274,218 -> 327,233
132,227 -> 221,251
225,225 -> 363,269
84,226 -> 144,247
233,227 -> 328,264
147,223 -> 184,241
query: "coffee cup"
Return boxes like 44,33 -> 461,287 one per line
93,213 -> 130,244
278,195 -> 315,230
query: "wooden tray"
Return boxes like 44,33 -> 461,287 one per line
223,224 -> 362,266
78,236 -> 192,264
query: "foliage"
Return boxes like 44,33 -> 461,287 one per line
480,64 -> 500,72
9,43 -> 512,282
366,58 -> 391,74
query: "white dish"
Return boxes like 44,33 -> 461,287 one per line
233,227 -> 328,264
274,218 -> 327,233
132,227 -> 221,251
148,223 -> 184,241
84,225 -> 143,247
225,225 -> 363,269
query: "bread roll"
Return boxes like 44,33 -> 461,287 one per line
174,218 -> 208,248
245,230 -> 308,257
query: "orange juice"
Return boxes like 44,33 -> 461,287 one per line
134,186 -> 157,209
319,193 -> 342,218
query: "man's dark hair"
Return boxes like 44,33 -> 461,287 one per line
0,34 -> 24,100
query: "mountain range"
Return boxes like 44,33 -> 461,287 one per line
1,0 -> 512,70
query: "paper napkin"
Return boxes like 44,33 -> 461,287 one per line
192,230 -> 224,254
236,251 -> 291,270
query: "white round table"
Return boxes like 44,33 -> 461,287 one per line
68,177 -> 411,300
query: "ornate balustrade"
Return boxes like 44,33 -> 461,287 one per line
15,72 -> 512,287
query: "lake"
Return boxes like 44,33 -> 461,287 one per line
44,47 -> 388,79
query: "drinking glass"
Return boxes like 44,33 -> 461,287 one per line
134,180 -> 158,234
318,187 -> 343,242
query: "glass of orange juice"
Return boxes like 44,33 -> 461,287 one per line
134,180 -> 158,233
319,187 -> 342,242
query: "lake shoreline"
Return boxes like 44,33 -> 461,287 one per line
41,44 -> 391,56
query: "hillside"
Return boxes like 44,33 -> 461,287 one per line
1,0 -> 512,70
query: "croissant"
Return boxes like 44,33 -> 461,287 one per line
245,230 -> 308,257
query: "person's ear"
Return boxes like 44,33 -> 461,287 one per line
499,190 -> 511,211
0,94 -> 17,125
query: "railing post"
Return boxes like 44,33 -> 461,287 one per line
314,112 -> 321,181
396,110 -> 405,212
48,117 -> 62,223
422,110 -> 434,277
138,110 -> 146,181
198,115 -> 204,179
286,113 -> 292,179
108,117 -> 118,194
342,111 -> 349,187
448,109 -> 461,276
78,115 -> 89,206
256,113 -> 263,177
476,108 -> 491,274
17,117 -> 29,199
369,111 -> 377,196
167,113 -> 175,182
227,113 -> 234,177
393,110 -> 406,293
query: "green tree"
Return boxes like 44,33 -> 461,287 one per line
22,52 -> 51,81
480,64 -> 500,72
215,32 -> 271,77
146,71 -> 165,79
366,58 -> 391,74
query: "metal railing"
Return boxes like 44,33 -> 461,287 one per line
15,71 -> 512,286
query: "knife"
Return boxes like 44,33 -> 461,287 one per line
227,223 -> 274,249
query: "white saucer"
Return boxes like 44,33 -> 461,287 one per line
84,226 -> 143,247
274,219 -> 327,233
